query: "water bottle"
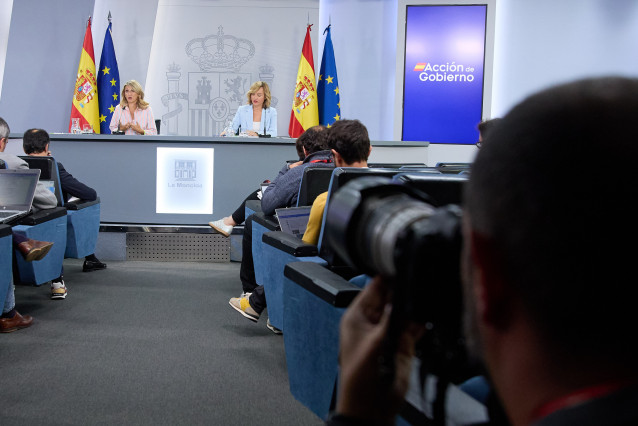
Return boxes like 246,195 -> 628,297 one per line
222,119 -> 234,137
71,118 -> 80,134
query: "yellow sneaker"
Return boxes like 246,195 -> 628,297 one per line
51,280 -> 67,300
229,296 -> 259,322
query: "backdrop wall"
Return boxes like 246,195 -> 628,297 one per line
1,0 -> 637,164
143,0 -> 319,137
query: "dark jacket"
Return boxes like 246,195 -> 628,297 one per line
260,150 -> 333,215
58,162 -> 97,202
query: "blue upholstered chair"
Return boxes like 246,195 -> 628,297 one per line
259,232 -> 326,331
368,162 -> 427,168
282,261 -> 362,419
0,224 -> 13,309
244,199 -> 261,221
13,207 -> 67,285
251,167 -> 334,293
1,159 -> 66,285
64,198 -> 100,258
20,156 -> 100,260
259,168 -> 402,332
435,162 -> 472,174
392,172 -> 468,207
295,167 -> 335,207
276,171 -> 469,419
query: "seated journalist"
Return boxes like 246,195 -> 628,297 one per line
229,125 -> 332,333
209,133 -> 306,237
328,77 -> 638,426
23,128 -> 107,274
0,117 -> 58,332
221,80 -> 277,137
302,119 -> 371,246
109,80 -> 157,135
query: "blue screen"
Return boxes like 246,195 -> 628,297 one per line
402,5 -> 487,144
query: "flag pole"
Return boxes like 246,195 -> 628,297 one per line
97,9 -> 120,135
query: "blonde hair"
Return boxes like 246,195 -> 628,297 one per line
245,81 -> 272,109
120,80 -> 150,109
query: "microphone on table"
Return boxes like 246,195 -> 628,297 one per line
258,109 -> 271,138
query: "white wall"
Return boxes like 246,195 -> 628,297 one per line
144,0 -> 319,137
318,0 -> 398,141
92,0 -> 159,89
0,0 -> 94,132
1,0 -> 637,160
492,0 -> 638,117
0,0 -> 13,103
431,0 -> 638,165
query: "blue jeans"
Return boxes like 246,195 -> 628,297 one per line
3,280 -> 15,314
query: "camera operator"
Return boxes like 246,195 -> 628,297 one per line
329,77 -> 638,425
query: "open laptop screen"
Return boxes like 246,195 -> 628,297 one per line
0,169 -> 41,211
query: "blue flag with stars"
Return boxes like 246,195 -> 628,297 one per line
318,25 -> 340,127
97,21 -> 120,134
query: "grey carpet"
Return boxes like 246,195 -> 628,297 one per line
0,259 -> 324,426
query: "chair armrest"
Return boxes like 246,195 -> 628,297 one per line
245,200 -> 263,215
252,211 -> 280,231
284,261 -> 361,308
0,224 -> 12,238
17,207 -> 67,225
263,231 -> 317,256
65,197 -> 100,210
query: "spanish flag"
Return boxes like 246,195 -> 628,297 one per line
289,24 -> 319,138
69,18 -> 100,133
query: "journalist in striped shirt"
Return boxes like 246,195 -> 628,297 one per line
109,80 -> 158,135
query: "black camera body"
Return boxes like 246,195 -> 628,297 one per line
325,175 -> 470,380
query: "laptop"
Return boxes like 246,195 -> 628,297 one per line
0,169 -> 41,224
275,206 -> 312,238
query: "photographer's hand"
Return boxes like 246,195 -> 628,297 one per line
335,276 -> 425,425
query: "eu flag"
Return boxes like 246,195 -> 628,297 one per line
318,25 -> 340,127
97,20 -> 120,135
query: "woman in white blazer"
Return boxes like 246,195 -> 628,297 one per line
223,81 -> 277,137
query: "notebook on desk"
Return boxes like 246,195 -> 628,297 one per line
0,169 -> 41,224
275,206 -> 312,238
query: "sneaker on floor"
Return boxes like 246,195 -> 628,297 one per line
229,296 -> 259,322
209,219 -> 233,237
83,259 -> 107,272
266,318 -> 282,335
51,280 -> 67,300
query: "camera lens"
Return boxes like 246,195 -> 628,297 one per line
357,194 -> 436,276
325,176 -> 439,278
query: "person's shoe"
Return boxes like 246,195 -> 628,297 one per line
51,280 -> 67,300
17,239 -> 54,262
209,219 -> 233,237
266,318 -> 282,335
0,311 -> 34,333
83,259 -> 107,272
229,296 -> 259,322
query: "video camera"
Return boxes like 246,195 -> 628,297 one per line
324,175 -> 475,407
